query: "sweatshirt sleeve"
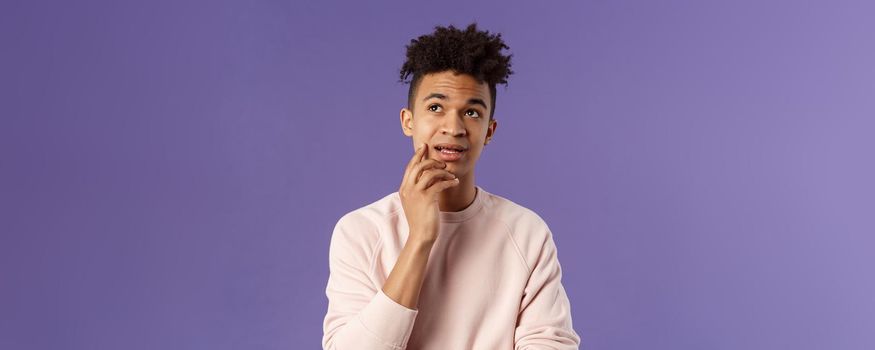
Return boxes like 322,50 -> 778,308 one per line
514,224 -> 581,349
322,213 -> 419,350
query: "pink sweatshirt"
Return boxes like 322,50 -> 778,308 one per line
322,185 -> 580,349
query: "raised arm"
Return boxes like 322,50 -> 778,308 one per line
322,213 -> 420,350
323,144 -> 459,350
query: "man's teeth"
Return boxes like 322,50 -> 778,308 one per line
437,147 -> 463,153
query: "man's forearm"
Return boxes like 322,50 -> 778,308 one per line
381,233 -> 434,309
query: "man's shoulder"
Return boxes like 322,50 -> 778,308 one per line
484,191 -> 559,271
332,190 -> 404,241
486,190 -> 550,233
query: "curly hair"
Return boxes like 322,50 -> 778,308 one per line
399,23 -> 514,120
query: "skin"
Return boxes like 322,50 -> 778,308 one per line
382,70 -> 498,309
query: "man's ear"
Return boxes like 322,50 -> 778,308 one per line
400,108 -> 414,137
485,118 -> 498,145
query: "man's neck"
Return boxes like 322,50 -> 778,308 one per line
437,175 -> 477,212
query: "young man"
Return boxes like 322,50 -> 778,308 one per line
323,23 -> 580,349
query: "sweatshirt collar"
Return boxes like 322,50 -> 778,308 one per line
438,185 -> 486,223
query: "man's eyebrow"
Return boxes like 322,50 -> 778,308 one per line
422,93 -> 488,109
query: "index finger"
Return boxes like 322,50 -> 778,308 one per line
405,143 -> 427,173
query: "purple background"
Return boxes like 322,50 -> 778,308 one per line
2,0 -> 874,349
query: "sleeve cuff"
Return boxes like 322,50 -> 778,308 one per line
355,289 -> 419,347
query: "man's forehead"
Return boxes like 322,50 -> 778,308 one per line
418,72 -> 489,100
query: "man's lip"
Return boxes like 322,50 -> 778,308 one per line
434,148 -> 465,162
433,143 -> 468,151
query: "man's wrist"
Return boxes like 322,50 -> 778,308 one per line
405,234 -> 436,250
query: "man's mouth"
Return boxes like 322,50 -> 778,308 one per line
434,144 -> 468,153
433,144 -> 467,162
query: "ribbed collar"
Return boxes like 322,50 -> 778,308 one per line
438,185 -> 487,223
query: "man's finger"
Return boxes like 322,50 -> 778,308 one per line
401,144 -> 427,188
412,160 -> 445,185
426,177 -> 460,196
416,169 -> 455,191
406,144 -> 425,171
407,159 -> 435,188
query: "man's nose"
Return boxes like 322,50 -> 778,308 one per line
441,113 -> 466,136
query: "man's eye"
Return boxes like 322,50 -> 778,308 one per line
466,109 -> 481,118
428,104 -> 441,112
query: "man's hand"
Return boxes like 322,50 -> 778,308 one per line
382,143 -> 460,310
398,143 -> 460,243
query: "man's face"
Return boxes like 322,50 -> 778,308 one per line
400,70 -> 497,179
